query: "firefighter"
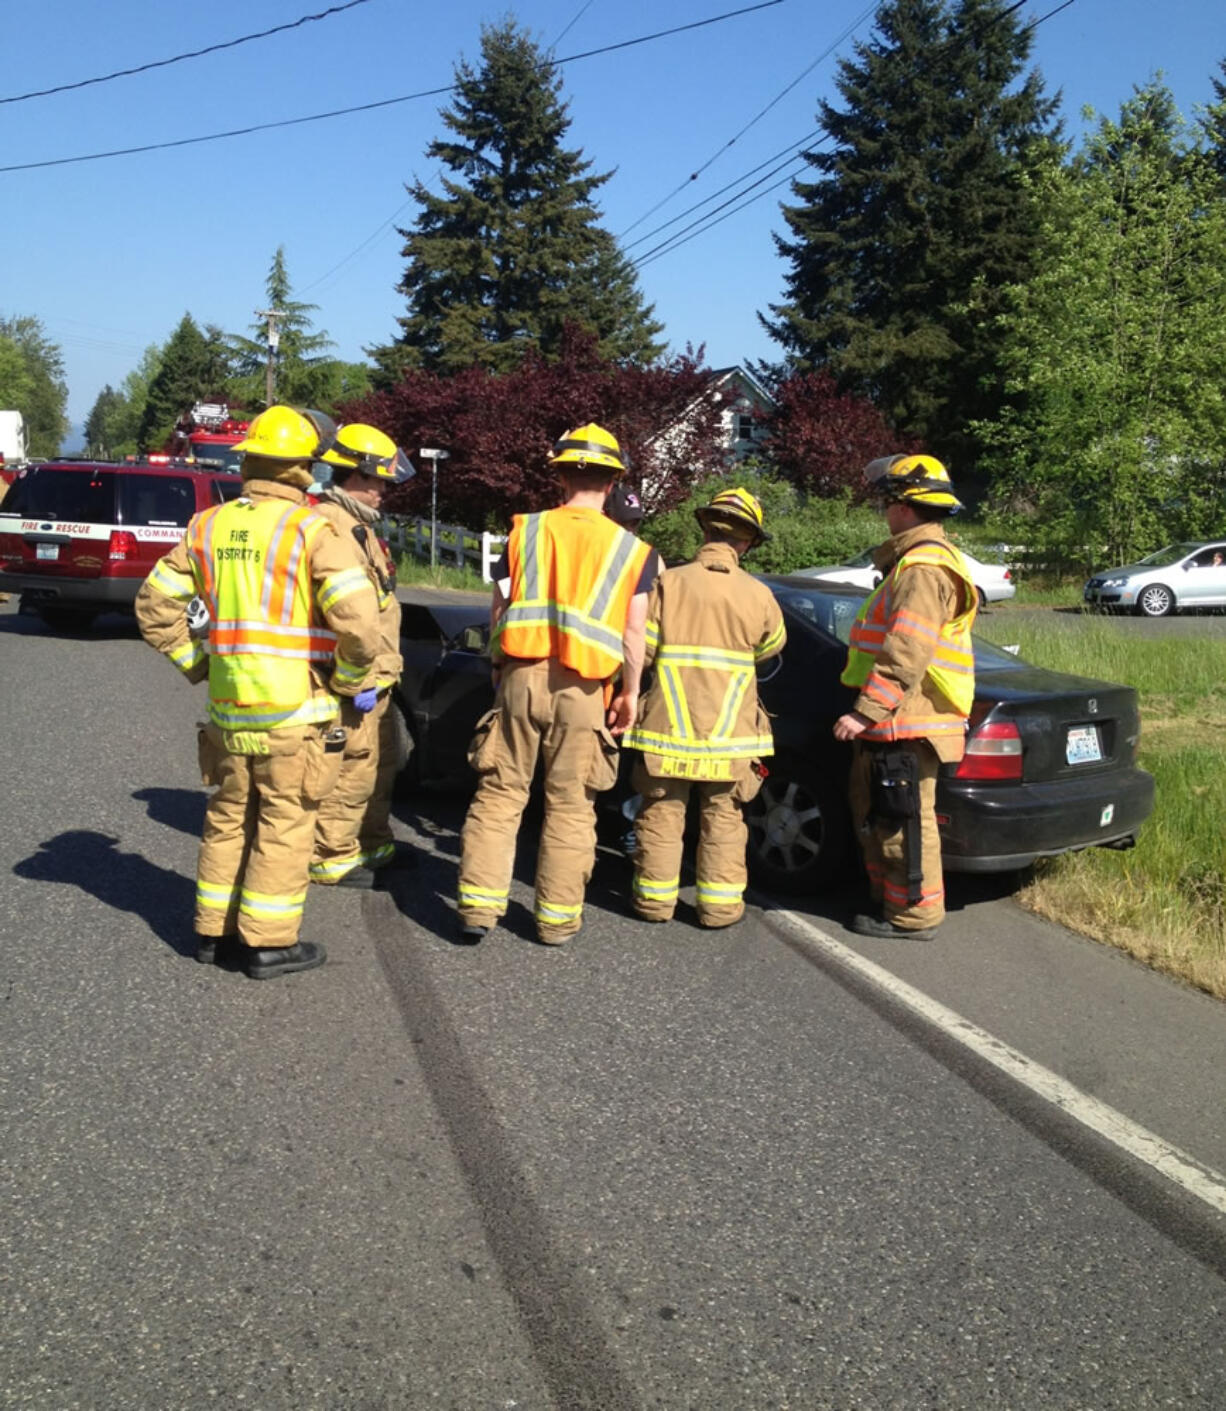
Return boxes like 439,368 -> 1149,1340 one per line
456,423 -> 659,945
308,423 -> 415,889
135,405 -> 381,979
625,487 -> 785,927
833,454 -> 976,939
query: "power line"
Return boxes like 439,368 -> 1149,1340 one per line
0,1 -> 783,174
624,127 -> 824,252
630,0 -> 1079,271
0,0 -> 373,106
619,2 -> 876,238
551,0 -> 599,51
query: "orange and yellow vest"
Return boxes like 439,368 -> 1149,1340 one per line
841,540 -> 976,740
493,506 -> 651,681
186,497 -> 342,725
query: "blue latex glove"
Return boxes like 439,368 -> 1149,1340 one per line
353,687 -> 379,714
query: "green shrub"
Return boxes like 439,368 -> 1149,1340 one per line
646,471 -> 883,574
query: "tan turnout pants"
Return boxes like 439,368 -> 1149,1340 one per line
848,739 -> 945,931
195,722 -> 343,949
631,760 -> 749,927
458,657 -> 618,942
311,691 -> 398,882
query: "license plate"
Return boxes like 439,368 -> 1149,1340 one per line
36,543 -> 59,561
1066,725 -> 1102,765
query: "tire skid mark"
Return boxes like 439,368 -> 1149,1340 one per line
373,914 -> 641,1411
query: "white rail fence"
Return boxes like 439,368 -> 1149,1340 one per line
382,516 -> 506,583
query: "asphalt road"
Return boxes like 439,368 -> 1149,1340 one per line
3,598 -> 1226,1409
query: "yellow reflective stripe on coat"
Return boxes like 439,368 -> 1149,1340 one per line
332,652 -> 367,689
239,885 -> 307,920
317,565 -> 371,615
207,694 -> 338,732
196,879 -> 237,911
755,620 -> 785,658
626,727 -> 773,759
147,558 -> 198,601
169,639 -> 205,675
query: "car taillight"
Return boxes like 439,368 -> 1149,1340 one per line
954,720 -> 1023,781
108,530 -> 138,561
1003,568 -> 1012,581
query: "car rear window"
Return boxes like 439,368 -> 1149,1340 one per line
118,474 -> 195,528
1,468 -> 118,523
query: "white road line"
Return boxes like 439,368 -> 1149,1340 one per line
769,906 -> 1226,1219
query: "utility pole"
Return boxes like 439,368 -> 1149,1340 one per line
255,308 -> 285,406
419,449 -> 450,566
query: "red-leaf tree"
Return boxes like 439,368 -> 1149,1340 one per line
762,369 -> 920,498
342,327 -> 728,527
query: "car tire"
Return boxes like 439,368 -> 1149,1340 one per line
1136,584 -> 1175,617
745,750 -> 852,895
389,691 -> 419,797
976,586 -> 988,612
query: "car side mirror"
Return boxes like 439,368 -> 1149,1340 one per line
457,625 -> 488,652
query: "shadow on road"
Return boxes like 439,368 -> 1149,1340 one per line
13,829 -> 196,957
132,786 -> 207,838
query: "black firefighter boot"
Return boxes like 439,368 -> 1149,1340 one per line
244,941 -> 328,979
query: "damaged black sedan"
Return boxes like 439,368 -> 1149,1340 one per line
393,581 -> 1155,895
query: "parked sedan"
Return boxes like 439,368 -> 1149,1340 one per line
1083,541 -> 1226,616
393,580 -> 1154,895
794,546 -> 1015,609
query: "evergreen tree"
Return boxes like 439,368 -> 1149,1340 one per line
138,314 -> 219,451
84,385 -> 124,458
103,346 -> 163,459
228,247 -> 336,408
1204,58 -> 1226,181
373,20 -> 662,379
0,315 -> 69,457
764,0 -> 1059,474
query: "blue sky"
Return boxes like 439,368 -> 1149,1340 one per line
3,0 -> 1223,435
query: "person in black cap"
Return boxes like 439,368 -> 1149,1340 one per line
604,482 -> 645,530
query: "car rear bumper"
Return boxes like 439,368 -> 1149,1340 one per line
938,765 -> 1155,873
0,571 -> 141,607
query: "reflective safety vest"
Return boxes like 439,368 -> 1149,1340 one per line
494,506 -> 651,681
186,497 -> 339,718
841,540 -> 976,738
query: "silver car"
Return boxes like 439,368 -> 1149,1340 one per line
1083,540 -> 1226,616
796,546 -> 1016,609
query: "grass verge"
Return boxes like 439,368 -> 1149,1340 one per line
395,556 -> 488,592
975,614 -> 1226,998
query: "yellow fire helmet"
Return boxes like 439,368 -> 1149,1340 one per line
863,453 -> 963,513
318,422 -> 415,484
232,405 -> 323,463
695,486 -> 769,546
549,423 -> 626,477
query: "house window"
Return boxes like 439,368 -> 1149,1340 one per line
734,412 -> 758,442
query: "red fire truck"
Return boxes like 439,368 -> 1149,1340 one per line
166,401 -> 251,473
